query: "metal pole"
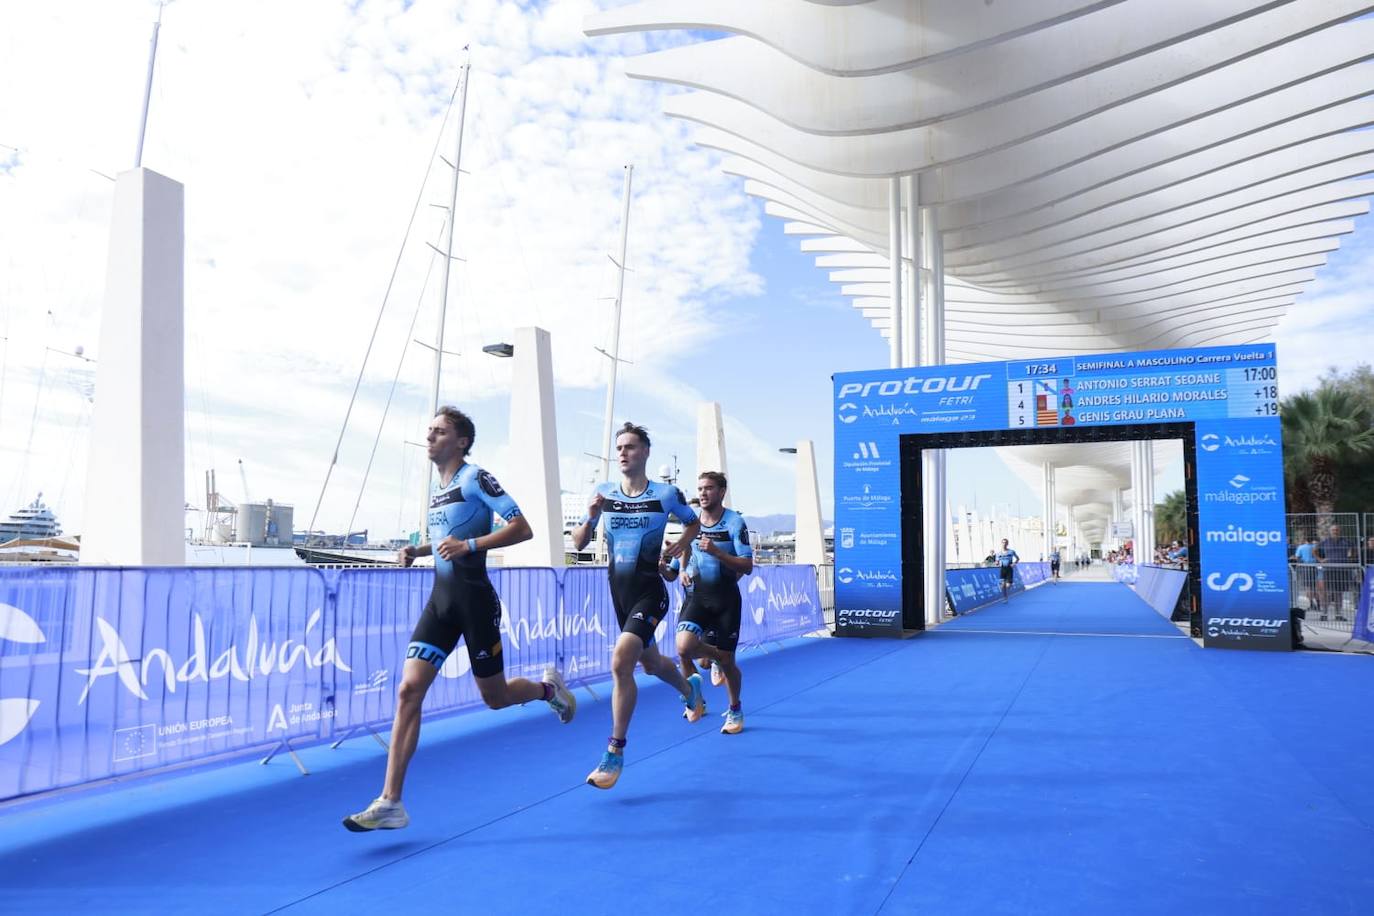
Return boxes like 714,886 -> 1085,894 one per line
134,3 -> 165,168
599,164 -> 634,485
424,59 -> 471,538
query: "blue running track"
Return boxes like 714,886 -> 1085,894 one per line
2,581 -> 1372,914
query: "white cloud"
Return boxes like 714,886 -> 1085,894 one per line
0,0 -> 763,535
1272,218 -> 1374,396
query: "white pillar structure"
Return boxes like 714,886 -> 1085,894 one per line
695,401 -> 729,506
903,174 -> 920,368
1042,462 -> 1057,559
887,177 -> 902,369
793,439 -> 826,568
81,168 -> 185,566
1140,440 -> 1156,559
501,326 -> 564,567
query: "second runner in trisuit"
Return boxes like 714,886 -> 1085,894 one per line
673,471 -> 752,735
572,422 -> 703,790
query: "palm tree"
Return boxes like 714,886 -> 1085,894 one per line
1154,489 -> 1187,545
1281,387 -> 1374,517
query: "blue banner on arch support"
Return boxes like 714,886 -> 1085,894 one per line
834,344 -> 1288,648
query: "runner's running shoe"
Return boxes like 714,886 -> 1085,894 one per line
683,673 -> 706,723
542,665 -> 576,724
721,709 -> 744,735
586,751 -> 624,789
342,797 -> 409,832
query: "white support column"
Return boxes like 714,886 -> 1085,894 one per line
793,439 -> 826,568
1129,442 -> 1144,561
920,204 -> 947,626
903,174 -> 920,369
887,176 -> 902,369
502,326 -> 563,567
1043,462 -> 1056,560
1143,439 -> 1154,560
81,168 -> 184,566
696,402 -> 729,507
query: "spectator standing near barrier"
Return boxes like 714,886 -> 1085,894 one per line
1292,534 -> 1320,612
343,407 -> 576,833
572,422 -> 703,790
1318,523 -> 1358,621
674,471 -> 753,735
996,539 -> 1020,602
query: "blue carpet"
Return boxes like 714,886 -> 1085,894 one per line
2,582 -> 1371,914
940,579 -> 1186,637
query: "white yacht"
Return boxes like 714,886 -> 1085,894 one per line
0,494 -> 63,543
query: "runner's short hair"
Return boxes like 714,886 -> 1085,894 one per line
435,406 -> 475,452
617,421 -> 650,448
698,471 -> 728,491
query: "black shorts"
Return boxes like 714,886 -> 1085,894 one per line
408,576 -> 504,679
1000,565 -> 1014,584
678,588 -> 742,654
1050,560 -> 1061,573
610,578 -> 669,648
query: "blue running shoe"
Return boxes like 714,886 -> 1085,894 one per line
683,673 -> 706,723
586,751 -> 624,789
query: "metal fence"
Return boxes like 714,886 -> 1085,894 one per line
1285,514 -> 1367,644
1288,562 -> 1367,643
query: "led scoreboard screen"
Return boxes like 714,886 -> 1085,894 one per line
1003,356 -> 1278,428
833,344 -> 1289,650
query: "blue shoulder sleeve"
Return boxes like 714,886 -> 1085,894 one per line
468,467 -> 521,521
731,512 -> 754,559
667,485 -> 697,525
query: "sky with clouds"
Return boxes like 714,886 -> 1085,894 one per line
0,0 -> 1368,539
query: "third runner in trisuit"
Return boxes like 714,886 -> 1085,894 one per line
572,422 -> 704,790
674,471 -> 752,735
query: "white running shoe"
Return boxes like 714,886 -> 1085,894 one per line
543,665 -> 577,724
343,797 -> 409,832
710,660 -> 725,687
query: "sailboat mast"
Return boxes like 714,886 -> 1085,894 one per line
134,2 -> 166,168
423,59 -> 472,540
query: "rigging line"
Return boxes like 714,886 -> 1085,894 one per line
304,73 -> 464,542
343,220 -> 448,542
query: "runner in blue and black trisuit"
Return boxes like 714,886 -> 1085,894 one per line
996,539 -> 1020,602
675,471 -> 753,735
1049,547 -> 1061,582
572,422 -> 703,790
343,406 -> 576,832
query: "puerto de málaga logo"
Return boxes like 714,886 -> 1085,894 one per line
0,603 -> 46,747
74,609 -> 351,704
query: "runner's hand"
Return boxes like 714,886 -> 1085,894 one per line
435,536 -> 465,560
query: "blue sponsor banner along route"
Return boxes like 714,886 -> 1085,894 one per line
0,564 -> 822,801
835,344 -> 1288,648
943,563 -> 1051,615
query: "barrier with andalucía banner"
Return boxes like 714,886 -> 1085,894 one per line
0,564 -> 823,801
943,562 -> 1052,615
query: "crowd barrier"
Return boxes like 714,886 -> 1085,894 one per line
0,564 -> 823,801
943,562 -> 1051,615
1352,566 -> 1374,644
1132,565 -> 1188,620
